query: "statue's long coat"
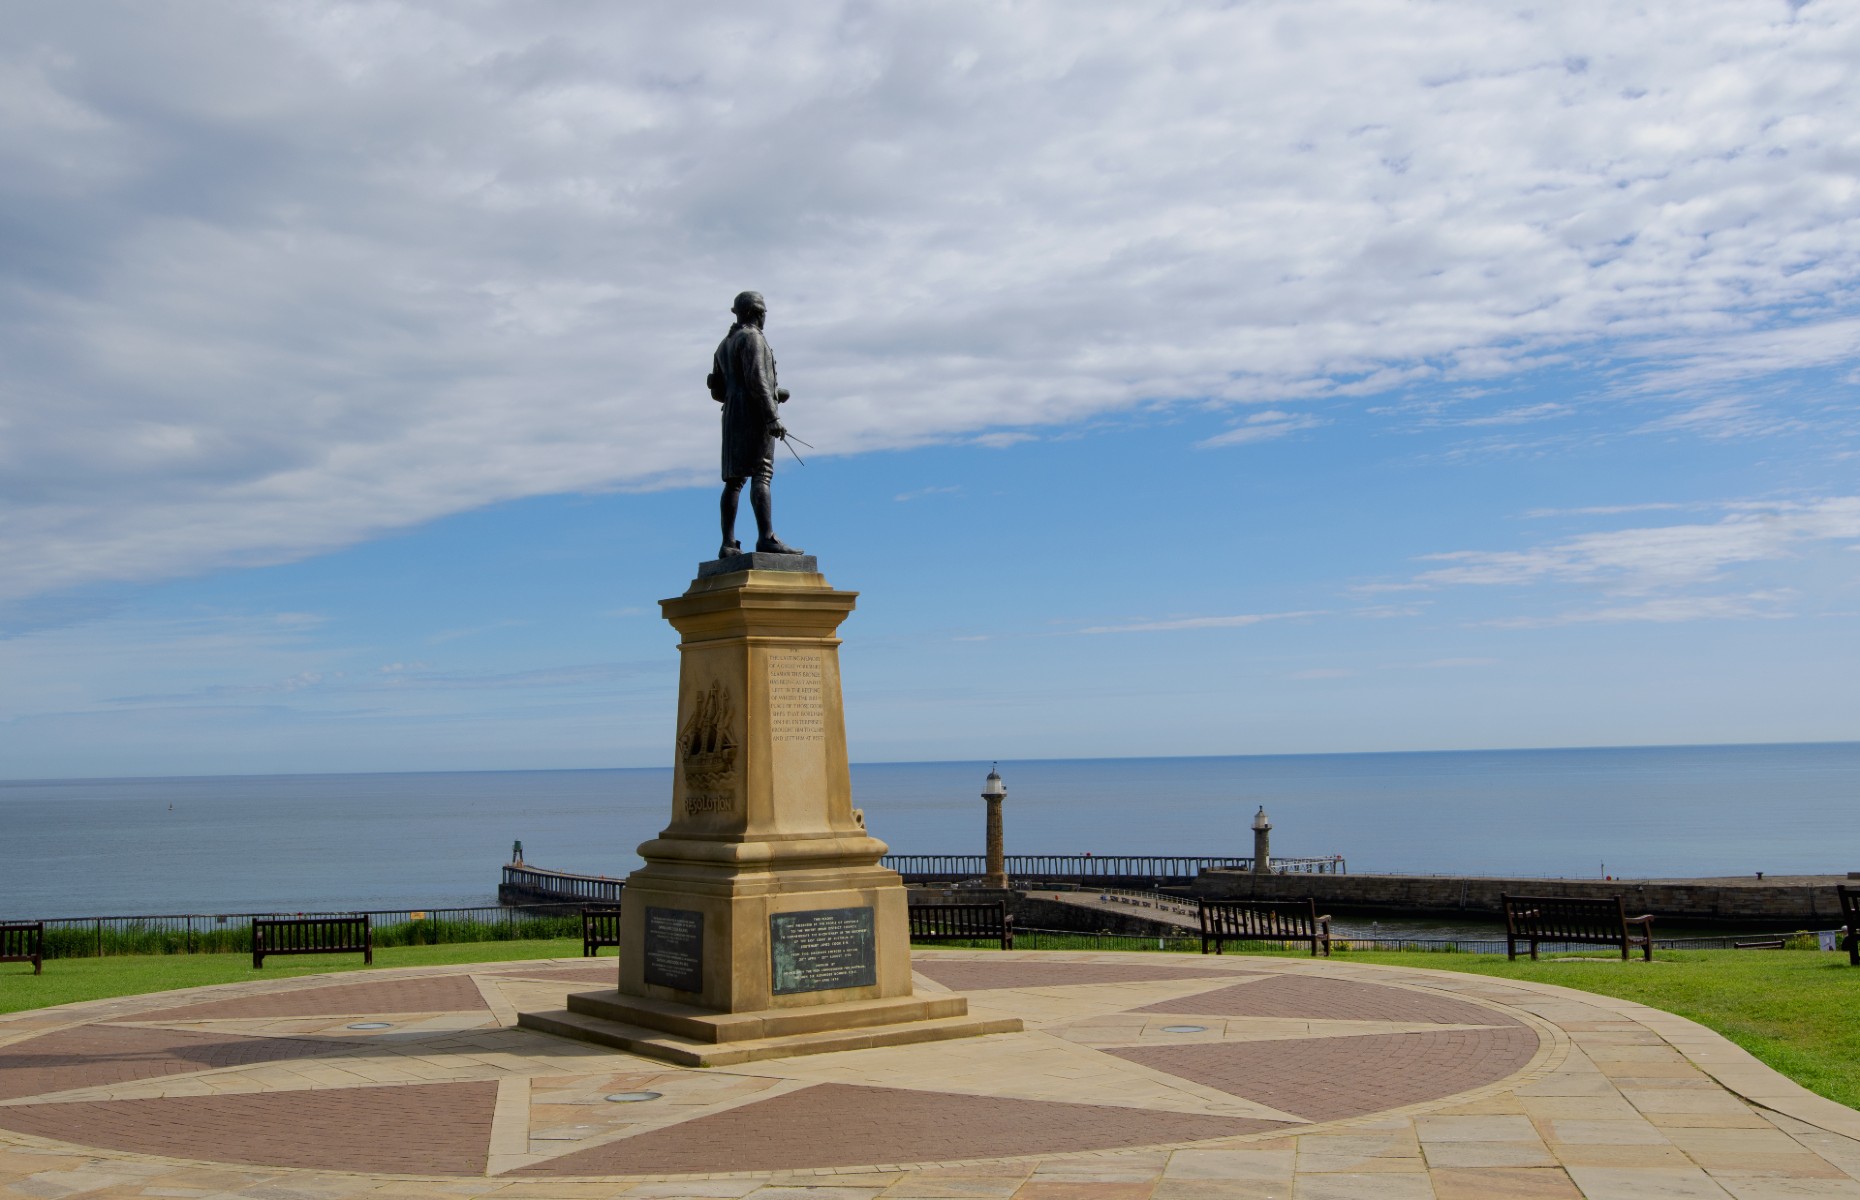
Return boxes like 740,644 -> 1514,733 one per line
709,323 -> 781,480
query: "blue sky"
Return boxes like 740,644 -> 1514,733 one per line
2,2 -> 1857,778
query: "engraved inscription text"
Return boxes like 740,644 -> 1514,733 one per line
770,907 -> 877,995
644,907 -> 704,993
768,652 -> 825,743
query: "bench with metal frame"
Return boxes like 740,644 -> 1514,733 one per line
1198,897 -> 1332,957
1840,885 -> 1859,967
582,907 -> 624,957
1,922 -> 43,975
251,915 -> 372,968
1503,894 -> 1653,962
907,902 -> 1013,950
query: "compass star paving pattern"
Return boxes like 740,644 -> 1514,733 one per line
3,952 -> 1859,1198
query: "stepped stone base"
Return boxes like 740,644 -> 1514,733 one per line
518,989 -> 1020,1067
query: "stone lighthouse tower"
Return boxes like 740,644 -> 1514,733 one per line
981,765 -> 1008,890
1251,805 -> 1272,875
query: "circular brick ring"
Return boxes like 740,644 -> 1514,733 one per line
0,956 -> 1551,1179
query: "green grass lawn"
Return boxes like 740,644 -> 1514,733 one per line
3,941 -> 1854,1112
0,938 -> 585,1015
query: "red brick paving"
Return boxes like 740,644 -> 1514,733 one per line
0,1081 -> 496,1175
1134,973 -> 1521,1026
912,961 -> 1253,991
1109,1026 -> 1542,1122
518,1083 -> 1291,1175
0,1025 -> 341,1103
129,974 -> 489,1021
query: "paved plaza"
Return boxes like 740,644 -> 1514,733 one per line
3,950 -> 1858,1198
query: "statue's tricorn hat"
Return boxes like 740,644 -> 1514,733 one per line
731,291 -> 765,316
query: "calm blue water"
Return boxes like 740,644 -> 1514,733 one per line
1,743 -> 1855,918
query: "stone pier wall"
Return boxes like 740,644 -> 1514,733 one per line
1193,870 -> 1852,924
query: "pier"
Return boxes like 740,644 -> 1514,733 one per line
500,859 -> 1852,926
499,863 -> 626,906
499,853 -> 1346,906
882,853 -> 1346,887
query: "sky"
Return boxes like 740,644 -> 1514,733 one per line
1,1 -> 1857,779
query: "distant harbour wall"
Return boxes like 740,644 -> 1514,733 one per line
1194,870 -> 1853,924
500,861 -> 1851,925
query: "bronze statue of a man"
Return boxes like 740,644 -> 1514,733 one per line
707,291 -> 802,558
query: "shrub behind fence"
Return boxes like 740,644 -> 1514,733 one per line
16,905 -> 589,959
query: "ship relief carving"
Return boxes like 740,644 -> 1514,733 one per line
680,681 -> 739,816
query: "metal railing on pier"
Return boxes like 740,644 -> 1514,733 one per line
494,857 -> 1344,905
881,853 -> 1347,884
500,864 -> 626,905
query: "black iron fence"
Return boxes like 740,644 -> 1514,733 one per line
968,928 -> 1843,955
8,904 -> 591,960
5,903 -> 1833,961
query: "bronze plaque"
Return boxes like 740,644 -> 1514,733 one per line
643,907 -> 703,992
770,906 -> 876,995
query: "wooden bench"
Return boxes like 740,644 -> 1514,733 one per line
252,915 -> 372,968
582,907 -> 624,957
1198,898 -> 1331,957
1503,895 -> 1653,961
1,922 -> 43,975
1840,885 -> 1859,966
908,902 -> 1013,950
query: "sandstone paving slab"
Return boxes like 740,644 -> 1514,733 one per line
907,962 -> 1248,993
1432,1166 -> 1585,1198
743,1029 -> 1302,1120
0,952 -> 1854,1198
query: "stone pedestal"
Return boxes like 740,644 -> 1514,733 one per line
518,559 -> 1019,1065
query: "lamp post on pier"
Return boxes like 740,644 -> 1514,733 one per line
982,765 -> 1008,890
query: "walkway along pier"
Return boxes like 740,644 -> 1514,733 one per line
499,863 -> 625,906
882,853 -> 1346,886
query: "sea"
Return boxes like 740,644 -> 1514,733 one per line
1,743 -> 1855,922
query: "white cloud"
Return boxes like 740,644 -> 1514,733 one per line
971,432 -> 1038,449
1632,318 -> 1860,393
1413,497 -> 1860,592
1353,603 -> 1428,618
1197,410 -> 1326,448
1635,396 -> 1809,440
1288,667 -> 1355,680
1487,591 -> 1795,628
1523,503 -> 1692,519
1454,402 -> 1573,427
895,485 -> 962,502
4,2 -> 1859,599
1078,610 -> 1320,634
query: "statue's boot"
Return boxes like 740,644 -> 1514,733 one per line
717,540 -> 742,558
756,535 -> 804,554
